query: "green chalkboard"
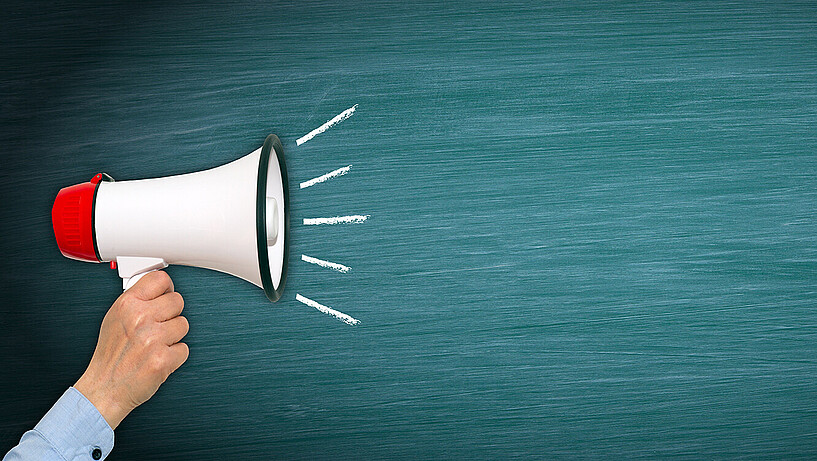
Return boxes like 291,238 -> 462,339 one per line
1,1 -> 816,458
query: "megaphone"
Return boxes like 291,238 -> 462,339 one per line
51,134 -> 289,302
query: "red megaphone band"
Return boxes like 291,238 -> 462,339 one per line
52,173 -> 111,262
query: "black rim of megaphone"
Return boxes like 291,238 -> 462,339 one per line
256,134 -> 289,302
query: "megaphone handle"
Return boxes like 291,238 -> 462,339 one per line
116,256 -> 168,292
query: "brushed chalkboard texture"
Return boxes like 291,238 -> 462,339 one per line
1,1 -> 816,459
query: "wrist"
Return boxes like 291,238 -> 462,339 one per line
74,374 -> 131,430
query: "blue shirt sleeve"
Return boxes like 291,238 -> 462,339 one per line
4,387 -> 115,461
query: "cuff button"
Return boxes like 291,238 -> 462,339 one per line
92,447 -> 102,460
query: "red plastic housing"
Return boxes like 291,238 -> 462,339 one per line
52,174 -> 105,262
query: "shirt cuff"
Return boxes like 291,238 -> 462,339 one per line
33,387 -> 115,460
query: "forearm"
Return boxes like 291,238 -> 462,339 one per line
5,272 -> 187,461
3,388 -> 114,461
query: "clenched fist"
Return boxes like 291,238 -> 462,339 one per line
74,271 -> 189,429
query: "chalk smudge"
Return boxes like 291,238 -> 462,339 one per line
300,165 -> 352,189
301,254 -> 351,273
304,215 -> 369,225
296,104 -> 358,146
296,294 -> 360,326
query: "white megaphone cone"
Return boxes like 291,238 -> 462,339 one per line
51,134 -> 289,302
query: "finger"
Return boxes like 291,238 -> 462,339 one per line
167,342 -> 189,373
162,315 -> 189,345
152,291 -> 184,321
131,271 -> 174,300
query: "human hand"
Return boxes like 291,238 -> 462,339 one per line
74,271 -> 189,429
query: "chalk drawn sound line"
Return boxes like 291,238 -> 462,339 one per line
301,254 -> 351,273
296,104 -> 358,146
296,294 -> 360,326
303,215 -> 369,225
294,104 -> 365,326
300,165 -> 352,189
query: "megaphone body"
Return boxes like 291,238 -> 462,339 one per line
51,134 -> 289,302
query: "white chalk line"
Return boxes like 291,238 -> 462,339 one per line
296,294 -> 360,326
300,165 -> 352,189
303,215 -> 369,225
301,254 -> 351,273
296,104 -> 358,146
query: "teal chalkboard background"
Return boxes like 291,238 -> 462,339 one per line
2,1 -> 816,458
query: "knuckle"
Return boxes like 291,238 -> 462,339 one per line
138,330 -> 156,348
163,292 -> 184,311
149,270 -> 168,283
114,293 -> 128,308
140,271 -> 169,293
153,271 -> 172,289
119,293 -> 139,311
124,311 -> 145,332
148,353 -> 167,374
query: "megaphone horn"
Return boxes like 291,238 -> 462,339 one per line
51,134 -> 289,302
